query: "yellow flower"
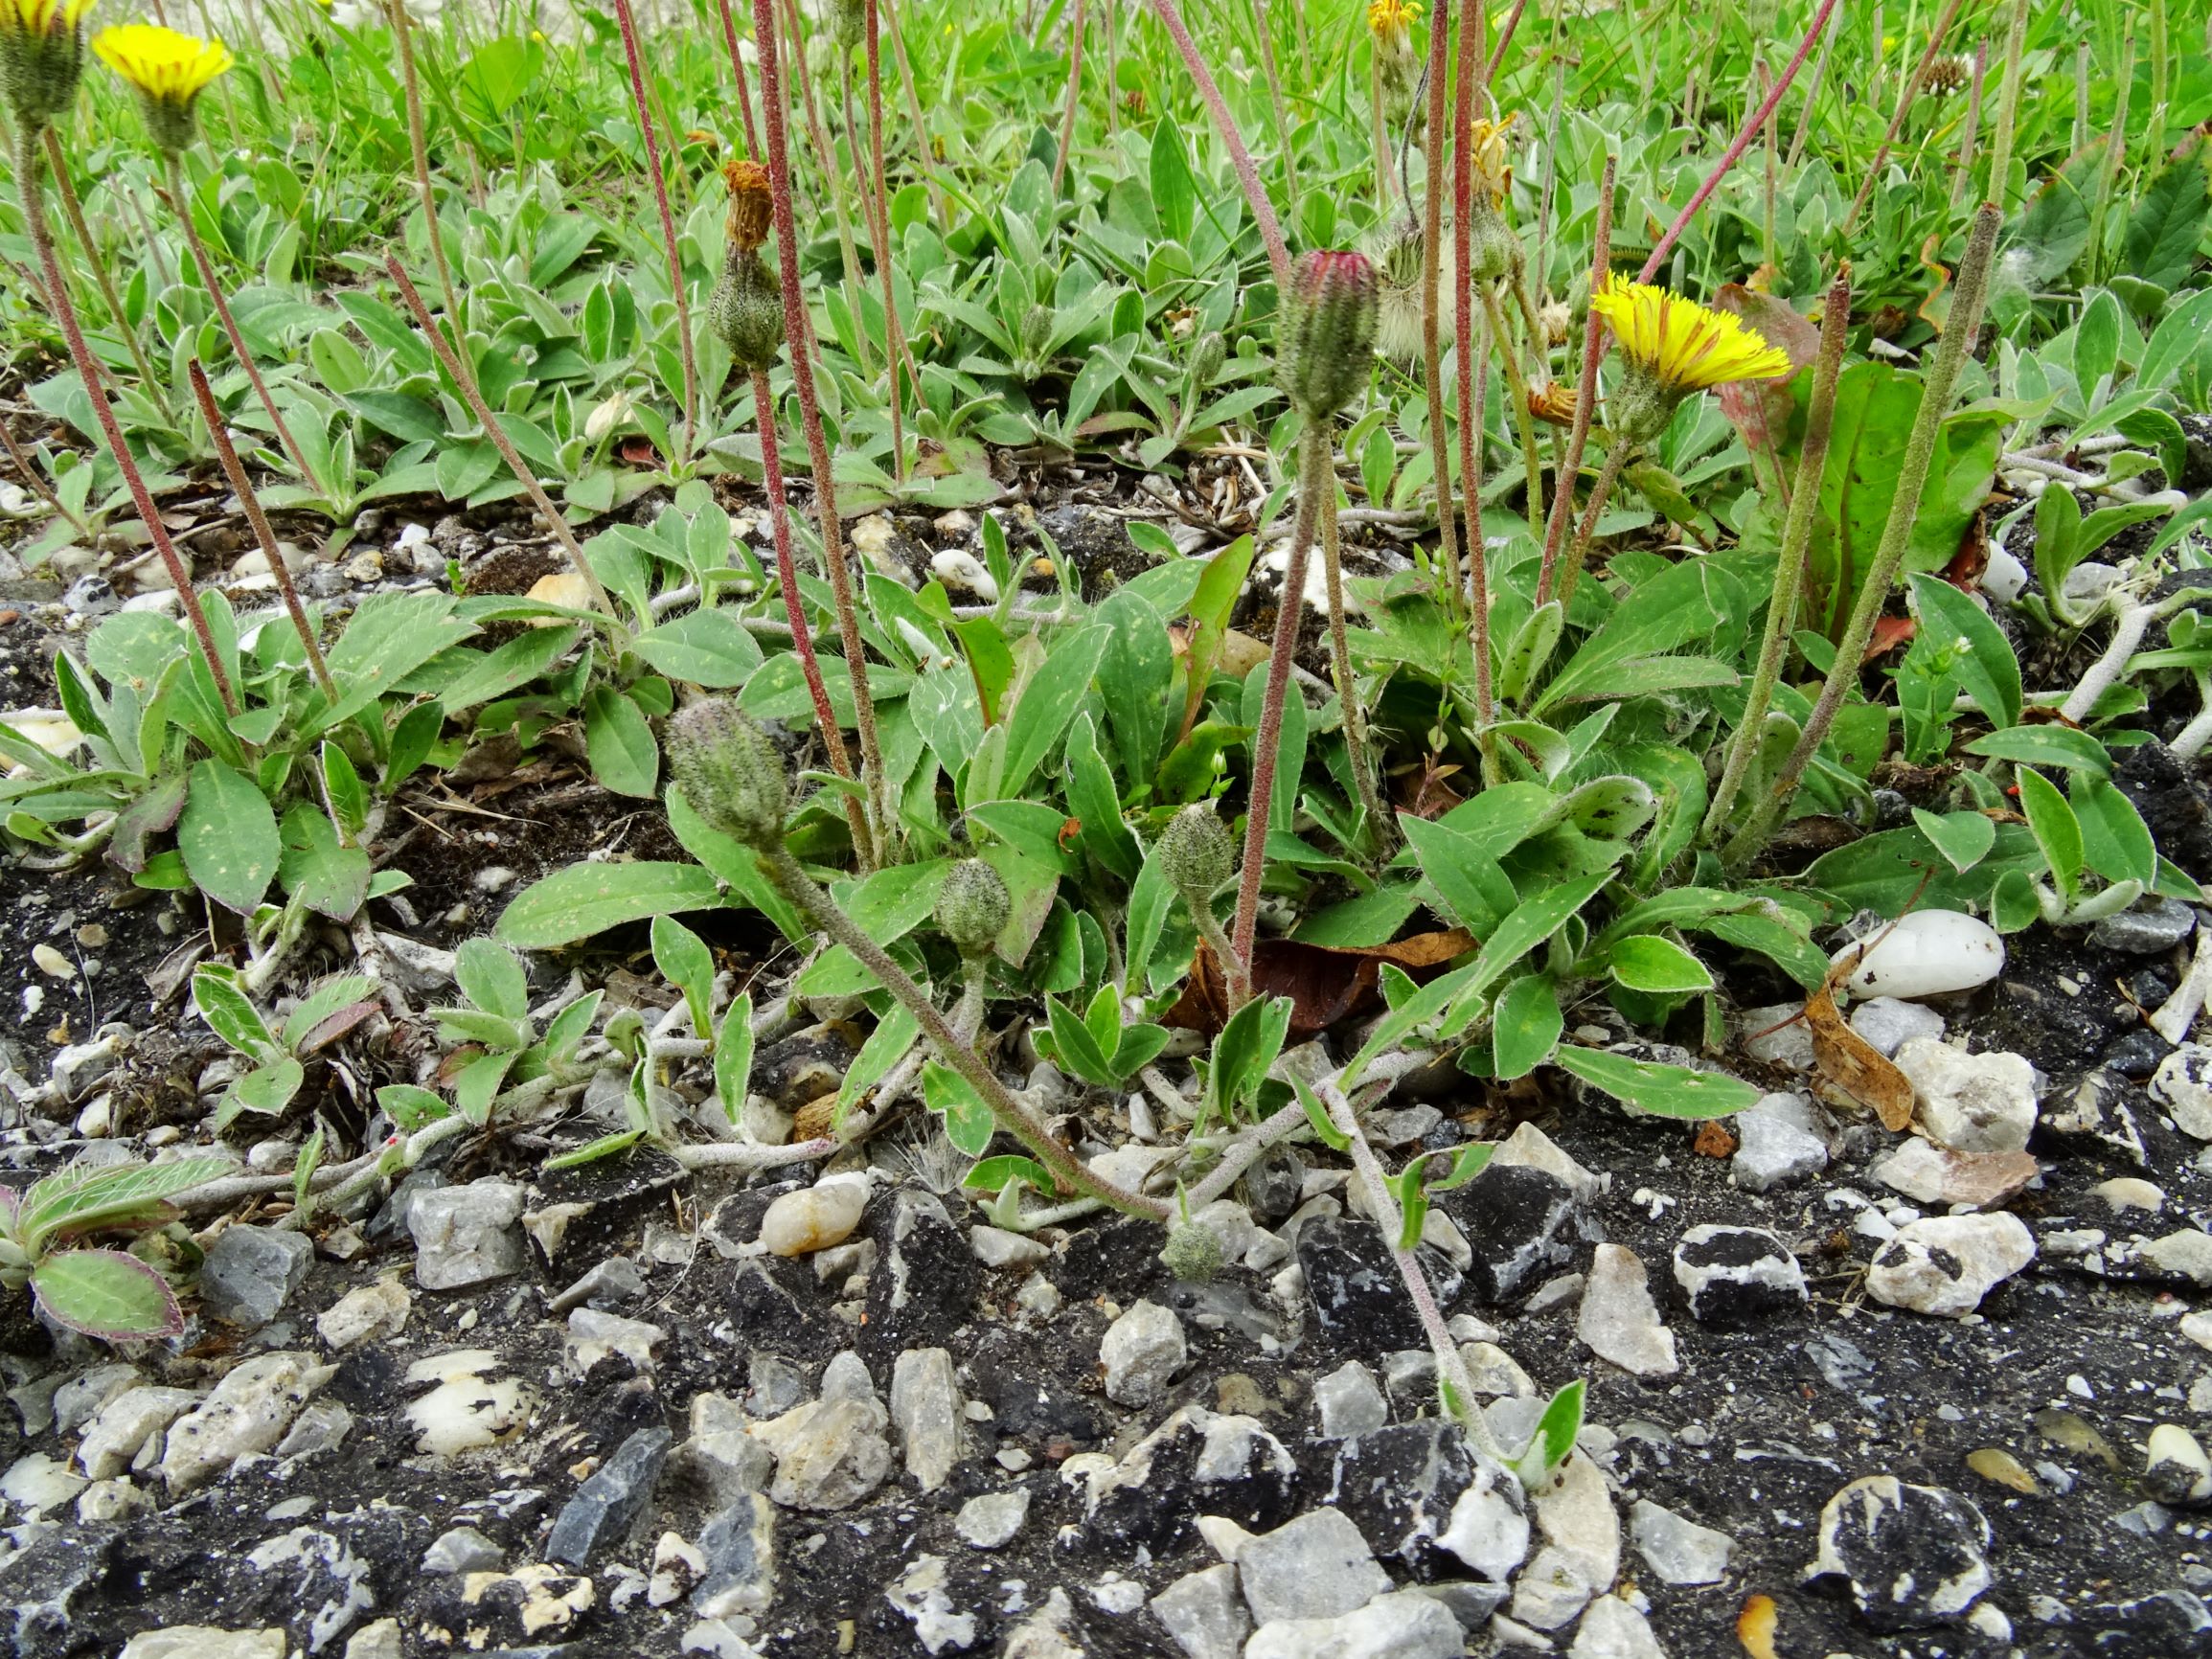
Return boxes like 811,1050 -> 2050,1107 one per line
1468,112 -> 1516,203
93,23 -> 232,150
94,23 -> 232,102
1366,0 -> 1421,34
1589,274 -> 1791,393
0,0 -> 95,37
0,0 -> 96,128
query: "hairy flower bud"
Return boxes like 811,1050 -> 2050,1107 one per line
665,698 -> 788,848
1277,250 -> 1378,421
1159,1221 -> 1221,1284
936,858 -> 1010,958
708,246 -> 786,375
1019,303 -> 1055,363
0,0 -> 94,132
1158,803 -> 1234,903
1190,330 -> 1226,387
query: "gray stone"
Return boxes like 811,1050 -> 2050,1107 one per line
1236,1507 -> 1392,1625
2153,1044 -> 2212,1140
342,1618 -> 402,1659
315,1280 -> 410,1351
53,1364 -> 141,1436
1101,1299 -> 1185,1407
1737,1002 -> 1813,1069
1732,1101 -> 1830,1193
1805,1476 -> 1991,1630
1866,1213 -> 2036,1316
1243,1589 -> 1465,1659
890,1347 -> 962,1492
1418,1579 -> 1510,1629
1,1452 -> 83,1515
408,1181 -> 527,1290
199,1227 -> 315,1329
1671,1224 -> 1807,1327
1151,1562 -> 1248,1659
754,1352 -> 892,1511
77,1386 -> 199,1481
239,1526 -> 375,1652
1849,997 -> 1946,1058
1577,1244 -> 1676,1376
546,1425 -> 672,1566
969,1225 -> 1049,1269
954,1487 -> 1029,1549
1569,1596 -> 1668,1659
884,1553 -> 977,1654
693,1493 -> 777,1618
274,1399 -> 353,1460
161,1352 -> 332,1490
422,1526 -> 502,1576
1895,1039 -> 2038,1152
117,1630 -> 286,1659
1629,1498 -> 1733,1584
1311,1361 -> 1387,1440
673,1392 -> 775,1506
563,1307 -> 665,1376
2090,897 -> 2197,955
2143,1229 -> 2212,1284
1510,1450 -> 1619,1630
549,1256 -> 646,1313
1334,1418 -> 1525,1577
1006,1588 -> 1086,1658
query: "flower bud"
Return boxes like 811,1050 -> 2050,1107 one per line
1277,250 -> 1378,421
1158,803 -> 1234,903
1190,330 -> 1226,387
936,858 -> 1010,959
666,698 -> 788,848
1159,1221 -> 1221,1284
1,0 -> 94,132
1019,304 -> 1055,363
708,246 -> 786,375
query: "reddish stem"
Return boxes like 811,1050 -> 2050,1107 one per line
1451,0 -> 1494,727
1146,0 -> 1290,288
1637,0 -> 1841,283
860,9 -> 915,482
1842,0 -> 1970,231
750,0 -> 886,870
1418,0 -> 1459,610
13,127 -> 237,716
187,358 -> 335,702
751,369 -> 872,858
1054,0 -> 1087,191
613,0 -> 700,463
1482,0 -> 1526,83
1535,152 -> 1614,608
715,0 -> 764,156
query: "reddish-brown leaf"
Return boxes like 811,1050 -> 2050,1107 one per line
1164,929 -> 1477,1037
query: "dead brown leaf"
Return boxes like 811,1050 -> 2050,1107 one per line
1165,929 -> 1476,1038
1806,978 -> 1915,1131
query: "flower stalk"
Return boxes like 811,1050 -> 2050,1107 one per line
612,0 -> 699,466
1841,0 -> 1969,233
713,0 -> 764,156
1726,205 -> 2000,872
1700,265 -> 1851,847
1145,0 -> 1289,287
38,129 -> 167,413
383,252 -> 616,623
387,0 -> 469,389
856,0 -> 915,481
186,356 -> 334,702
750,0 -> 888,869
1416,0 -> 1458,611
1534,150 -> 1613,610
1450,0 -> 1494,730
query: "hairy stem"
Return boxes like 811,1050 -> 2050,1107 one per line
0,419 -> 89,537
384,252 -> 616,623
14,125 -> 236,716
1231,426 -> 1325,988
1249,0 -> 1300,217
1480,283 -> 1545,538
752,0 -> 888,869
715,0 -> 764,156
1146,0 -> 1290,287
1418,0 -> 1460,611
1554,441 -> 1630,610
390,0 -> 469,388
613,0 -> 700,465
1701,266 -> 1851,846
760,842 -> 1168,1217
860,6 -> 916,483
1053,0 -> 1087,191
1729,204 -> 2000,870
1533,152 -> 1613,609
42,130 -> 167,416
1841,0 -> 1969,233
1638,0 -> 1841,283
1983,0 -> 2033,209
1320,485 -> 1391,851
162,153 -> 319,493
186,358 -> 334,702
752,368 -> 871,855
1450,0 -> 1494,730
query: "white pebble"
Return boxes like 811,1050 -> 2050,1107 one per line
1832,911 -> 2005,1001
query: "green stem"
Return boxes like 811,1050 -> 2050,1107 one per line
760,843 -> 1169,1218
1481,282 -> 1545,539
1701,265 -> 1851,848
1554,439 -> 1630,609
1983,0 -> 2031,210
1417,0 -> 1461,617
1321,483 -> 1393,852
1726,204 -> 2000,872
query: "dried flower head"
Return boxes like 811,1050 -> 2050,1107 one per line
0,0 -> 95,130
1921,54 -> 1972,97
722,156 -> 773,254
1372,218 -> 1426,361
1528,381 -> 1578,426
94,24 -> 234,152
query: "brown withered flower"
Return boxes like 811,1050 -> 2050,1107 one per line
722,157 -> 773,254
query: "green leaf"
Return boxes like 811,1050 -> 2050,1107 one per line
320,741 -> 368,838
2124,143 -> 2212,292
2069,775 -> 2156,888
1150,121 -> 1196,243
1554,1047 -> 1760,1119
583,685 -> 659,798
192,962 -> 276,1058
1534,560 -> 1723,712
456,937 -> 531,1020
1909,575 -> 2021,730
651,915 -> 716,1036
1210,994 -> 1292,1124
1798,821 -> 2044,916
964,1155 -> 1058,1196
1910,807 -> 1997,875
378,1082 -> 451,1131
999,625 -> 1111,800
1963,725 -> 2111,776
632,609 -> 764,688
280,974 -> 377,1053
1516,1379 -> 1587,1485
836,1004 -> 922,1121
1066,714 -> 1140,882
179,761 -> 281,914
436,626 -> 582,713
837,858 -> 954,945
1293,1075 -> 1352,1151
1098,587 -> 1174,785
541,990 -> 603,1064
1606,935 -> 1713,994
308,591 -> 475,737
279,802 -> 372,921
454,1049 -> 515,1126
1044,994 -> 1120,1088
215,1057 -> 304,1130
715,990 -> 755,1124
1491,974 -> 1562,1081
924,1061 -> 995,1157
31,1251 -> 182,1341
2016,767 -> 2084,901
543,1129 -> 648,1171
495,862 -> 726,948
19,1156 -> 228,1252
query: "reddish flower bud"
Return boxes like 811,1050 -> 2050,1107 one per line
1277,250 -> 1379,421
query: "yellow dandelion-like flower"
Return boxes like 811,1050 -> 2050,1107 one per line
0,0 -> 95,128
1590,274 -> 1791,393
1468,112 -> 1516,203
1366,0 -> 1421,37
94,24 -> 233,103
